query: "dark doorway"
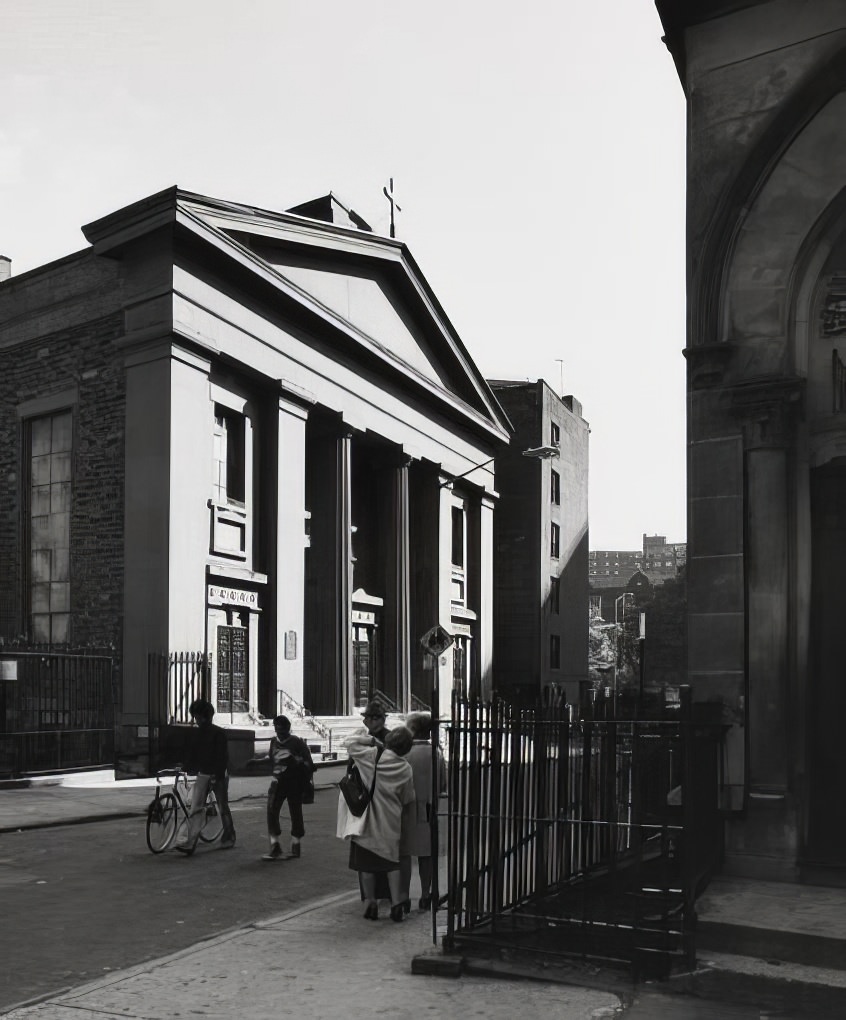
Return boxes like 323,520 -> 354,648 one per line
807,462 -> 846,866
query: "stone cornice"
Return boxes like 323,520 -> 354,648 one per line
729,375 -> 804,446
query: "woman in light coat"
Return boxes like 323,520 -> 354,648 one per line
337,725 -> 416,922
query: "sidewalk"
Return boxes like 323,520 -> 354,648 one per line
2,893 -> 622,1019
0,766 -> 343,834
4,777 -> 846,1016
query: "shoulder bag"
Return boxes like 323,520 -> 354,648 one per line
339,750 -> 380,817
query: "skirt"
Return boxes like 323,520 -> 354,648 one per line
348,840 -> 399,874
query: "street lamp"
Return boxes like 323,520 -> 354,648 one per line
614,592 -> 634,627
439,444 -> 559,487
613,592 -> 634,698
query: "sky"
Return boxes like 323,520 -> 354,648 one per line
1,1 -> 687,550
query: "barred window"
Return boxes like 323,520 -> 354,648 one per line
28,410 -> 72,644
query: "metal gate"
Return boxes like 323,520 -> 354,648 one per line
0,650 -> 116,777
147,651 -> 210,771
441,687 -> 724,977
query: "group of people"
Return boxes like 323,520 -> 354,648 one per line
175,696 -> 447,926
337,700 -> 446,923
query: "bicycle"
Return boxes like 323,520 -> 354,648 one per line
145,768 -> 225,854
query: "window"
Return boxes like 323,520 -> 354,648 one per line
550,523 -> 560,558
213,407 -> 245,505
451,501 -> 467,605
28,411 -> 72,644
451,505 -> 465,568
211,403 -> 250,561
550,577 -> 560,615
550,421 -> 560,446
550,469 -> 560,506
550,634 -> 561,670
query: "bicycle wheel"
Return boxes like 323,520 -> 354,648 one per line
146,793 -> 178,853
198,789 -> 224,844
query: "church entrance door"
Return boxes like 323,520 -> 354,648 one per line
807,462 -> 846,867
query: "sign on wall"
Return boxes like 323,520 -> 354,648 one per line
207,585 -> 259,610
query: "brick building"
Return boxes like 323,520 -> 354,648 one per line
488,379 -> 590,705
0,188 -> 511,769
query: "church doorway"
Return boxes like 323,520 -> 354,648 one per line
807,460 -> 846,867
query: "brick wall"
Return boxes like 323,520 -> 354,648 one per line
0,312 -> 126,651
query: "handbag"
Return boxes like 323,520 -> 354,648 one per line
339,752 -> 379,817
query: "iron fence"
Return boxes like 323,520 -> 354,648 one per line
441,687 -> 724,978
147,651 -> 210,771
0,650 -> 115,776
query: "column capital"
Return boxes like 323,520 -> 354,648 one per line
729,376 -> 804,448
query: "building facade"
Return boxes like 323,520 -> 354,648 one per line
0,188 -> 511,763
657,0 -> 846,878
589,534 -> 686,620
488,380 -> 590,705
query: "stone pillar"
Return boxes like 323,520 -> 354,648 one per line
478,495 -> 495,700
337,432 -> 354,714
437,475 -> 454,720
123,340 -> 210,724
732,380 -> 801,792
730,377 -> 802,875
275,393 -> 310,710
393,457 -> 412,710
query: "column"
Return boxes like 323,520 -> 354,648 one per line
337,432 -> 354,714
393,457 -> 412,710
478,495 -> 495,700
275,394 -> 310,710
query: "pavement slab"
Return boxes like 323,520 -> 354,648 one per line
2,892 -> 623,1020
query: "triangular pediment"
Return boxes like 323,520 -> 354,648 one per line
81,187 -> 510,443
251,247 -> 452,390
177,192 -> 510,440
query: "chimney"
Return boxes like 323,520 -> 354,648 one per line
0,256 -> 10,283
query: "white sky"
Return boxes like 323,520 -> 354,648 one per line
1,0 -> 687,550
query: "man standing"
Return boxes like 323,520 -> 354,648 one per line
262,715 -> 315,861
177,698 -> 236,852
360,700 -> 390,742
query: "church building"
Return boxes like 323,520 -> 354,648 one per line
0,188 -> 511,765
657,0 -> 846,880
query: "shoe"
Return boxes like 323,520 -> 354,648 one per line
418,895 -> 431,911
290,842 -> 301,858
363,903 -> 379,920
175,843 -> 195,856
220,835 -> 236,849
390,904 -> 405,923
402,898 -> 411,915
262,844 -> 283,861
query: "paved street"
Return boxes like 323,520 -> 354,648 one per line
1,777 -> 353,1012
4,774 -> 846,1018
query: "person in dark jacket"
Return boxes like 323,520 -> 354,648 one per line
360,700 -> 390,742
177,698 -> 236,852
262,715 -> 316,861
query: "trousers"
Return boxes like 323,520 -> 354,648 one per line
184,773 -> 235,845
267,774 -> 305,839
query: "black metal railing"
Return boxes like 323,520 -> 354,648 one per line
147,651 -> 210,771
0,650 -> 115,776
441,687 -> 725,978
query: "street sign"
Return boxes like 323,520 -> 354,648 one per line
420,624 -> 454,657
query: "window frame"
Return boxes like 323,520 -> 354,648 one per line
24,408 -> 74,646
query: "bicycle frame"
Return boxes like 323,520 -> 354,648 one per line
145,769 -> 223,854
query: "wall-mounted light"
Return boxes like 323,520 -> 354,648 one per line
440,445 -> 558,488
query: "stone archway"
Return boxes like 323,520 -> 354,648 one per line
710,74 -> 846,873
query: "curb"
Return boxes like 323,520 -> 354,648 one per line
0,781 -> 341,834
0,891 -> 360,1018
